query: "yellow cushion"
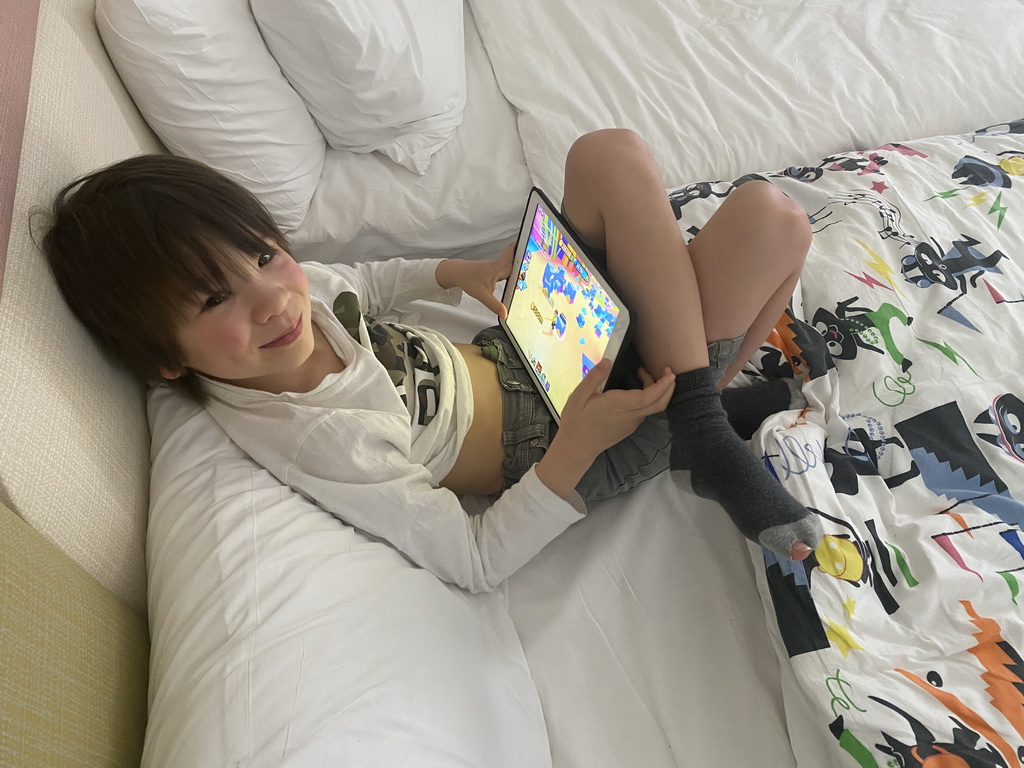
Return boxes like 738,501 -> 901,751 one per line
0,502 -> 149,767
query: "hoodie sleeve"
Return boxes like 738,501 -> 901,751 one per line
314,258 -> 463,316
272,409 -> 585,593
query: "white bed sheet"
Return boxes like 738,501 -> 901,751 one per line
289,2 -> 532,259
505,483 -> 799,767
468,0 -> 1024,203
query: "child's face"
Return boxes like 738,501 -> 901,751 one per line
163,244 -> 316,393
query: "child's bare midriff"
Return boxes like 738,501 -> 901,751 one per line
440,344 -> 506,496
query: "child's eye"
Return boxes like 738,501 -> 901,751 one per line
203,292 -> 228,310
257,251 -> 274,268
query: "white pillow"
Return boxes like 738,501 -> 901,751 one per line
94,0 -> 325,232
143,384 -> 551,768
250,0 -> 466,174
289,7 -> 531,258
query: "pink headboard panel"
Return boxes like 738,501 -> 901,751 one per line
1,0 -> 42,302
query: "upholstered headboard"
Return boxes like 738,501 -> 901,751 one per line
1,0 -> 39,303
0,0 -> 164,614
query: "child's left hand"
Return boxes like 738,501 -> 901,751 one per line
435,242 -> 516,319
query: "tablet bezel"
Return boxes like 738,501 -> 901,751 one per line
499,187 -> 633,424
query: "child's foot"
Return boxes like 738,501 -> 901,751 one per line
721,378 -> 806,440
667,367 -> 822,560
790,542 -> 814,561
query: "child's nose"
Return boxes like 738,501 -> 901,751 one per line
251,278 -> 289,322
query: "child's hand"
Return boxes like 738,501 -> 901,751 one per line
435,242 -> 516,319
560,359 -> 675,455
535,360 -> 675,498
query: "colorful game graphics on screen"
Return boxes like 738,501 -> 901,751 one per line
506,204 -> 621,413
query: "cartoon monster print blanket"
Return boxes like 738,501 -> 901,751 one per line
671,119 -> 1024,767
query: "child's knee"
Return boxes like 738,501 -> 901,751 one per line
569,128 -> 646,158
566,129 -> 654,186
733,180 -> 812,263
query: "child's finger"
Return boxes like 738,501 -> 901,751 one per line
651,378 -> 675,411
489,294 -> 508,319
575,358 -> 612,396
639,366 -> 674,390
629,370 -> 675,413
496,241 -> 516,273
475,289 -> 507,318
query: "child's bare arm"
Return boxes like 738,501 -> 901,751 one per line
534,359 -> 675,498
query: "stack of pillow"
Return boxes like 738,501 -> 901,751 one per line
95,0 -> 467,231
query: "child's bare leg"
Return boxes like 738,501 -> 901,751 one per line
686,181 -> 806,385
561,129 -> 821,560
562,132 -> 805,381
688,177 -> 809,435
562,132 -> 711,377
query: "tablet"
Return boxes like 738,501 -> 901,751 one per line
499,188 -> 633,423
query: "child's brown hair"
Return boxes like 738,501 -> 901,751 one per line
40,154 -> 289,402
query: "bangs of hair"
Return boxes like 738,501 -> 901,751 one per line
155,219 -> 277,322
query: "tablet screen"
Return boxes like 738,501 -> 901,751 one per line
504,197 -> 626,417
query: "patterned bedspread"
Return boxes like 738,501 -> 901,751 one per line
671,120 -> 1024,767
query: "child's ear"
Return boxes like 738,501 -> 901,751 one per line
159,366 -> 182,380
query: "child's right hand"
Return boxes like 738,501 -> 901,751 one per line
535,359 -> 675,498
560,359 -> 675,455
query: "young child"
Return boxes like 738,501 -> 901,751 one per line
42,129 -> 821,592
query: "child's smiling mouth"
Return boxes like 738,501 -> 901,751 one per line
261,315 -> 303,348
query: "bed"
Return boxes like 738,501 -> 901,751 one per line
3,0 -> 1024,766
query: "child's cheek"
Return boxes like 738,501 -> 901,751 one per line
284,256 -> 309,290
210,321 -> 248,353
